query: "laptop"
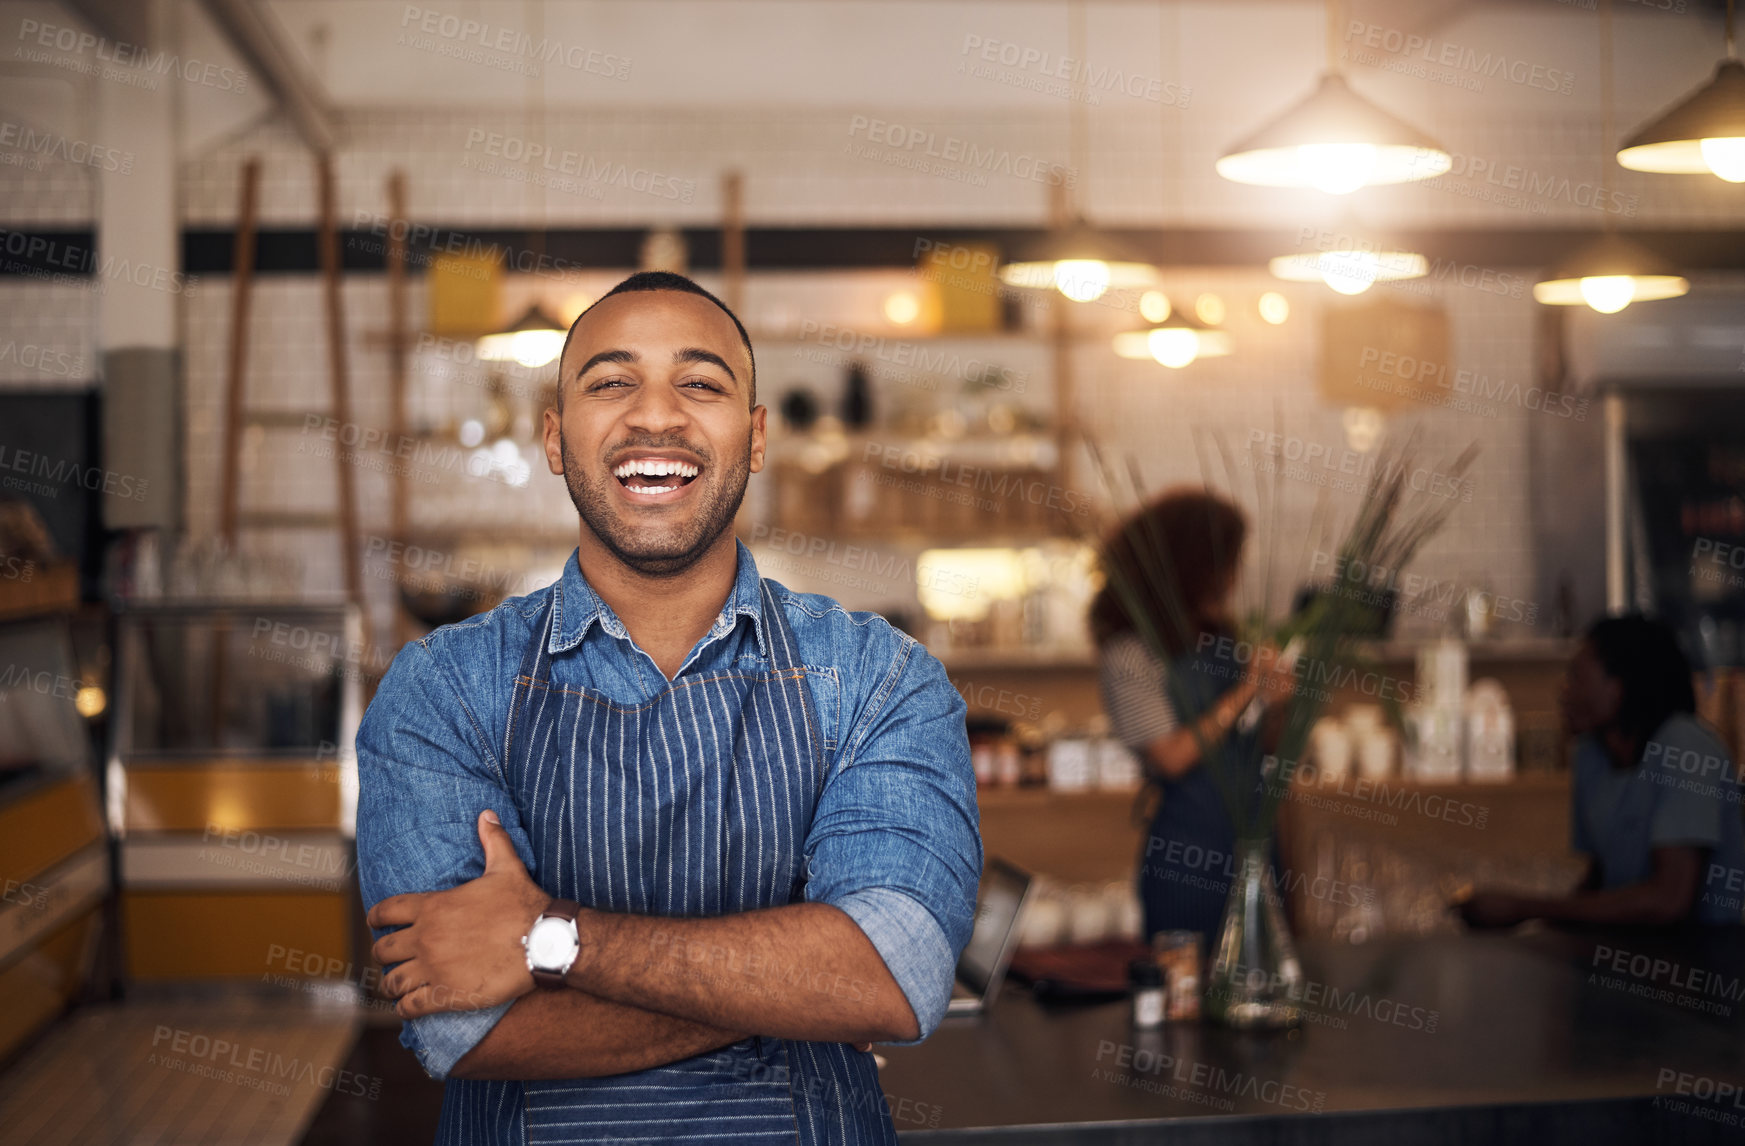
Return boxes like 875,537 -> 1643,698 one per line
944,857 -> 1034,1017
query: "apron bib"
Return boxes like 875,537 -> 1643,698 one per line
435,581 -> 895,1146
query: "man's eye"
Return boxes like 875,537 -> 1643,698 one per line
681,378 -> 723,391
588,377 -> 630,390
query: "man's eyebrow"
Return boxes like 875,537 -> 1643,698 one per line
673,347 -> 738,383
575,348 -> 638,379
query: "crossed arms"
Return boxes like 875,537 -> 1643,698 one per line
354,636 -> 980,1082
366,810 -> 918,1080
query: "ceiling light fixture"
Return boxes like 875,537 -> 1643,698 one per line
1216,0 -> 1452,192
1112,315 -> 1234,370
999,218 -> 1162,303
1531,233 -> 1688,313
476,302 -> 568,368
1268,218 -> 1427,295
1538,0 -> 1689,312
1617,0 -> 1745,181
999,1 -> 1160,302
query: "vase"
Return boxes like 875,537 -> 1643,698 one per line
1202,837 -> 1304,1029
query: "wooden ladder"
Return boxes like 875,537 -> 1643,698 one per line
215,154 -> 371,631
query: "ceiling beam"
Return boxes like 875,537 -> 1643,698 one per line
171,225 -> 1745,275
196,0 -> 334,153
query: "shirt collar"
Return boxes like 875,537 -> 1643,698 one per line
550,539 -> 767,659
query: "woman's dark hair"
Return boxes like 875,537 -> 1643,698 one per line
1089,489 -> 1246,657
1584,613 -> 1696,742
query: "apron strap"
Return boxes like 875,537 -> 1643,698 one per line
504,590 -> 558,765
758,578 -> 832,904
756,578 -> 805,675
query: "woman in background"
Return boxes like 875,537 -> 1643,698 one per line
1461,613 -> 1745,928
1090,489 -> 1294,945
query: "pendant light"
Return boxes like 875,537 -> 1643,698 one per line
999,218 -> 1160,303
477,0 -> 566,368
477,302 -> 568,368
1531,233 -> 1687,313
1216,0 -> 1452,192
1267,217 -> 1427,296
1617,0 -> 1745,181
999,0 -> 1159,302
1112,302 -> 1233,369
1537,0 -> 1690,313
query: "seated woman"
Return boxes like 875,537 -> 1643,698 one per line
1462,614 -> 1745,929
1091,490 -> 1294,946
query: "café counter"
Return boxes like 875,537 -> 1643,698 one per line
875,928 -> 1745,1143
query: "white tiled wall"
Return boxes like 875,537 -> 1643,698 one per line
4,80 -> 1731,649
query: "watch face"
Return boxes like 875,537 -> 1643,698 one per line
528,917 -> 580,970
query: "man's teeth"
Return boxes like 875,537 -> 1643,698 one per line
612,459 -> 700,480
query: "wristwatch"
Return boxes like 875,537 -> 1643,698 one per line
522,898 -> 581,986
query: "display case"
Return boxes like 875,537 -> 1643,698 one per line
0,604 -> 109,1063
109,602 -> 364,981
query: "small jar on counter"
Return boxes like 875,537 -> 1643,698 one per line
1128,957 -> 1167,1030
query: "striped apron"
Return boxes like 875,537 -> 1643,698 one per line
434,581 -> 896,1145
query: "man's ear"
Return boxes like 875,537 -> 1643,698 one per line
542,406 -> 565,476
748,405 -> 768,475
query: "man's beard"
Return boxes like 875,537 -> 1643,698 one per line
560,429 -> 751,577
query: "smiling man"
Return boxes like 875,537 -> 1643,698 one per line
355,271 -> 981,1145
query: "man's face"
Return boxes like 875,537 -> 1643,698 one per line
1560,641 -> 1621,736
543,290 -> 764,577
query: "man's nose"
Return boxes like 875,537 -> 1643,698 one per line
623,383 -> 689,433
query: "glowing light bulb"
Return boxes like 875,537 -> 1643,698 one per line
1139,291 -> 1172,323
1258,292 -> 1290,324
1147,327 -> 1200,369
1317,250 -> 1380,295
479,329 -> 564,368
1297,143 -> 1378,194
1699,137 -> 1745,183
1053,259 -> 1111,302
513,330 -> 565,368
1195,293 -> 1226,325
884,291 -> 921,324
1579,275 -> 1636,314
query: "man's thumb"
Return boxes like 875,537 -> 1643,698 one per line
478,809 -> 519,870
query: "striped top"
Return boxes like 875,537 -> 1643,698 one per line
1097,632 -> 1180,754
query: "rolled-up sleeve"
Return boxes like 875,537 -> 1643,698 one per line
801,634 -> 981,1043
356,639 -> 533,1079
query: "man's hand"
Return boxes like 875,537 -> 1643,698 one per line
368,810 -> 552,1019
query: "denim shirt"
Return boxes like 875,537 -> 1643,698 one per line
356,541 -> 983,1078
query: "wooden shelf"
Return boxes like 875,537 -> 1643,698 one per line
0,563 -> 79,623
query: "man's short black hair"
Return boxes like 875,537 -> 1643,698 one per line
557,270 -> 756,409
1585,612 -> 1697,742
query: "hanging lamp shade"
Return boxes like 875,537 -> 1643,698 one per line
1617,58 -> 1745,181
477,302 -> 569,368
999,216 -> 1159,303
1532,233 -> 1689,313
1266,218 -> 1427,296
1111,308 -> 1234,370
1216,73 -> 1453,193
